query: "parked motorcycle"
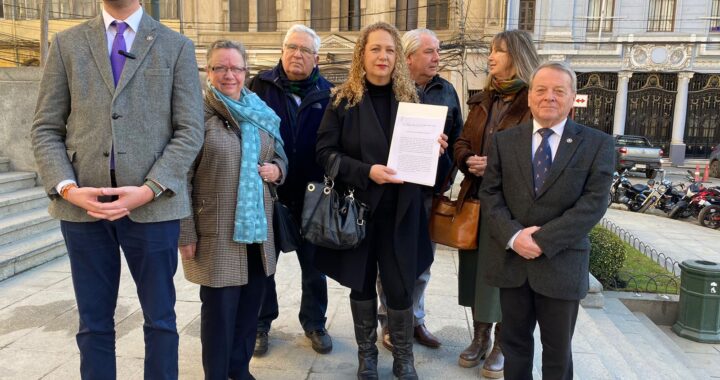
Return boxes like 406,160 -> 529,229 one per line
668,170 -> 705,219
608,169 -> 651,211
637,175 -> 676,214
669,170 -> 720,219
699,203 -> 720,229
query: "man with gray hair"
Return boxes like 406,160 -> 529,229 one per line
247,24 -> 335,356
479,61 -> 613,379
376,28 -> 463,351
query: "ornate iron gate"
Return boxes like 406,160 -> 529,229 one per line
685,74 -> 720,158
626,73 -> 677,154
574,72 -> 617,134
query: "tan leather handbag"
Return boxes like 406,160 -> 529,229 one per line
429,170 -> 480,249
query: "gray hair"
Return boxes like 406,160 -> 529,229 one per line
529,61 -> 578,93
283,24 -> 321,54
401,28 -> 438,57
206,39 -> 248,67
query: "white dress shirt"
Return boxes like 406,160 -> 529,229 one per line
102,6 -> 143,55
507,118 -> 568,251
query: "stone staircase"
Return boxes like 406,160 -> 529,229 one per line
527,297 -> 711,379
0,156 -> 66,281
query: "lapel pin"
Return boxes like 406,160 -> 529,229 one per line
566,138 -> 573,143
147,35 -> 154,41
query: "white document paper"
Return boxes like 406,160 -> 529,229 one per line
386,102 -> 448,186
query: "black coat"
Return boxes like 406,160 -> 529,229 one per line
314,93 -> 433,293
246,66 -> 334,219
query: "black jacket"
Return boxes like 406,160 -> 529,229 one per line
247,65 -> 334,218
419,75 -> 464,192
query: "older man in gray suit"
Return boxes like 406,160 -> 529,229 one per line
478,61 -> 613,380
31,0 -> 203,378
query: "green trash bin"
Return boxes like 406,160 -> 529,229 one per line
672,260 -> 720,343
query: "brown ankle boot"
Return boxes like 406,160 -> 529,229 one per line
481,323 -> 504,379
458,321 -> 491,368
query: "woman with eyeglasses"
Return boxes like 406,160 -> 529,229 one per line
179,39 -> 288,380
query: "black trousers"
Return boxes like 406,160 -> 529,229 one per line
200,245 -> 265,380
500,281 -> 579,380
350,198 -> 412,310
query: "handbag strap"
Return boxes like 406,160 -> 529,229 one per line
326,152 -> 341,179
438,165 -> 473,212
269,184 -> 280,201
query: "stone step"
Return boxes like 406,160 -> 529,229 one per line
0,187 -> 48,216
574,306 -> 638,379
602,298 -> 694,379
0,228 -> 66,281
633,312 -> 710,379
0,208 -> 59,247
584,306 -> 666,379
0,157 -> 10,173
528,311 -> 614,379
0,171 -> 36,195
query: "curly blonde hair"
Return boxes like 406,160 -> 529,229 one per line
332,22 -> 419,108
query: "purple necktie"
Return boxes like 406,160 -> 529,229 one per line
110,21 -> 127,86
109,21 -> 127,170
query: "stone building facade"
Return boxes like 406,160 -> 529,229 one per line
507,0 -> 720,163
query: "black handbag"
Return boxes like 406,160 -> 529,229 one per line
270,185 -> 302,253
301,154 -> 368,250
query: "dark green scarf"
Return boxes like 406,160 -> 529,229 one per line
491,77 -> 527,96
277,60 -> 321,99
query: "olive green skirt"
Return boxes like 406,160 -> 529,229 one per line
457,213 -> 502,323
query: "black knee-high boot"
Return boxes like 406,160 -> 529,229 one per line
387,307 -> 418,379
350,298 -> 379,380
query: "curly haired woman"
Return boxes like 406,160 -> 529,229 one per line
315,22 -> 447,380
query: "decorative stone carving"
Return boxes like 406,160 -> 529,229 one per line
320,34 -> 357,50
624,44 -> 692,71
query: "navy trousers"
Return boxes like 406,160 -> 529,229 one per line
60,218 -> 179,380
257,240 -> 327,333
200,245 -> 266,380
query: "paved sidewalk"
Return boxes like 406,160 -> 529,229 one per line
1,206 -> 719,379
0,246 -> 481,379
603,208 -> 720,266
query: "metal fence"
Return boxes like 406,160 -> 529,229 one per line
600,217 -> 681,276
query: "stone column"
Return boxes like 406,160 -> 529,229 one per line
417,0 -> 427,28
669,72 -> 694,167
331,0 -> 340,31
612,71 -> 632,136
248,0 -> 258,32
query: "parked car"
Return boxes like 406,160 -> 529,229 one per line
614,135 -> 664,179
710,143 -> 720,178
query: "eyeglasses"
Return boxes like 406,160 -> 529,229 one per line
210,66 -> 248,75
284,44 -> 316,56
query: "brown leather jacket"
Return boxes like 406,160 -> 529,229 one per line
453,88 -> 532,202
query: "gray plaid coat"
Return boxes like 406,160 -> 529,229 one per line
179,91 -> 287,287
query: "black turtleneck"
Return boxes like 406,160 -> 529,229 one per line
366,80 -> 394,142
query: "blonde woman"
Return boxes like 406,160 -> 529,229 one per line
315,22 -> 446,380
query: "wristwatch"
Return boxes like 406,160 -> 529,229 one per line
144,180 -> 164,199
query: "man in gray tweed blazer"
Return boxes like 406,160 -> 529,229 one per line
31,0 -> 203,378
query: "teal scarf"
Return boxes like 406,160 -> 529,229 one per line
210,84 -> 284,244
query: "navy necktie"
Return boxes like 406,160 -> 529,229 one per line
533,128 -> 554,196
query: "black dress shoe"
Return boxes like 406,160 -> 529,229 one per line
305,328 -> 333,354
253,331 -> 268,357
